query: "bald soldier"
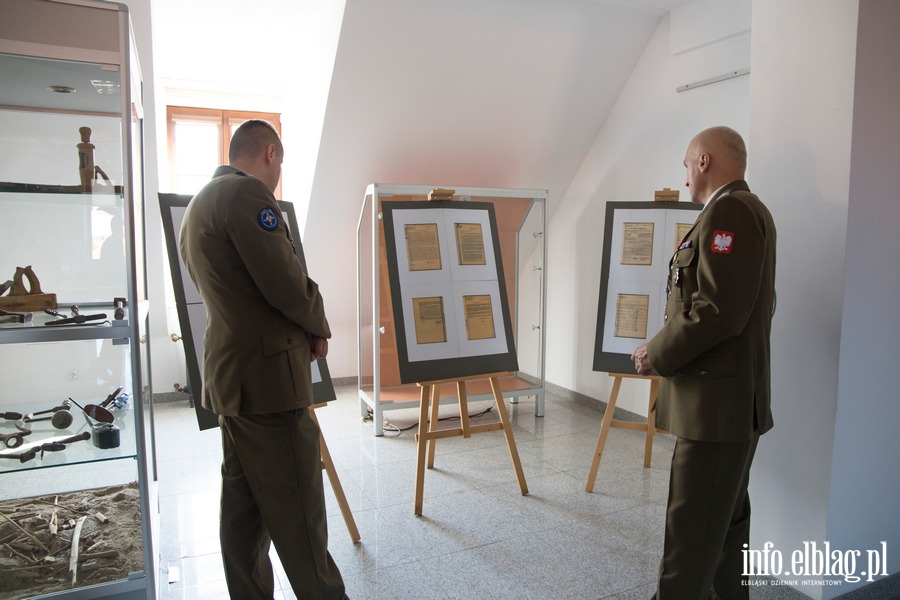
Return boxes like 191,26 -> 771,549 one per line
180,120 -> 347,599
632,126 -> 776,599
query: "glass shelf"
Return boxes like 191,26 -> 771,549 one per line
0,396 -> 137,474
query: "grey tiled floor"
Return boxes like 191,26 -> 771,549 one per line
154,385 -> 811,600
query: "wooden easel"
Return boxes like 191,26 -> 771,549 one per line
309,404 -> 360,542
414,372 -> 528,515
585,373 -> 665,493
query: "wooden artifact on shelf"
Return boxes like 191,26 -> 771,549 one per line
76,127 -> 112,192
0,265 -> 58,312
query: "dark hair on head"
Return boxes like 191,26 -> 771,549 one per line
229,119 -> 282,163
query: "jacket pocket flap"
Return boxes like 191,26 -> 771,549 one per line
262,330 -> 304,357
673,246 -> 696,266
677,352 -> 736,378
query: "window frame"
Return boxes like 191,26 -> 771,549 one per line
166,106 -> 283,198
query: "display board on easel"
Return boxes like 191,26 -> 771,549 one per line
592,201 -> 702,374
381,200 -> 519,384
159,193 -> 336,430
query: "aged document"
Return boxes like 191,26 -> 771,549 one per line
463,294 -> 496,340
412,296 -> 447,344
675,222 -> 693,250
621,222 -> 655,266
614,294 -> 650,339
405,223 -> 442,271
455,222 -> 487,266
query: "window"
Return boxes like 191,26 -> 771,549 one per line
166,107 -> 282,198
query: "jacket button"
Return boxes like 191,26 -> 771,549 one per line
287,338 -> 293,344
700,370 -> 708,376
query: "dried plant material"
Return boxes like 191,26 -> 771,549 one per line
68,515 -> 87,586
0,483 -> 142,599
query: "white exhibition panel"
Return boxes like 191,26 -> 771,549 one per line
601,207 -> 699,354
400,281 -> 460,362
392,205 -> 508,363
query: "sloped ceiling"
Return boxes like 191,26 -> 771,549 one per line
304,0 -> 671,358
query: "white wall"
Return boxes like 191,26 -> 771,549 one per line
307,0 -> 665,378
145,0 -> 346,390
546,6 -> 751,415
748,1 -> 859,598
825,1 -> 900,597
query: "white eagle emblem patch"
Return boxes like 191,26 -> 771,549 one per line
711,230 -> 734,254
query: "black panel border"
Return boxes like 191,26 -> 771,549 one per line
159,193 -> 336,431
381,200 -> 519,384
592,201 -> 702,374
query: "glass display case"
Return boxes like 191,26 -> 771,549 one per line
357,183 -> 548,436
0,1 -> 157,598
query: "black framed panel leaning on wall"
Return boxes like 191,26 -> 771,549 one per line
592,201 -> 703,375
159,193 -> 336,431
381,200 -> 519,384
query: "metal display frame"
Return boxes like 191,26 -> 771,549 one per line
0,1 -> 157,598
357,184 -> 548,436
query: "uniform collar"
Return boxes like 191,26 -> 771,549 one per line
212,165 -> 247,178
701,180 -> 750,211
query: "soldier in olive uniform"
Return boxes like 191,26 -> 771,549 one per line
632,126 -> 776,600
180,120 -> 347,600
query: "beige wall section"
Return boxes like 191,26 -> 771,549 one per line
826,0 -> 900,597
748,1 -> 859,598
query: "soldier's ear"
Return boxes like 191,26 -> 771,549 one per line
698,152 -> 710,171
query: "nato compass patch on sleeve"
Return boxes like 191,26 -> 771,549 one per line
258,207 -> 279,231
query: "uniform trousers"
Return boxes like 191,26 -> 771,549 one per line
219,409 -> 347,600
653,433 -> 760,600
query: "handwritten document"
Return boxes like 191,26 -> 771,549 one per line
455,222 -> 487,266
405,223 -> 442,271
621,222 -> 654,266
614,294 -> 649,339
413,296 -> 447,344
463,295 -> 496,340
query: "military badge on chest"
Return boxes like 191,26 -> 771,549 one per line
711,230 -> 734,254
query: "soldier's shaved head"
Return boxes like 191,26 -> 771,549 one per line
683,126 -> 748,204
690,126 -> 747,177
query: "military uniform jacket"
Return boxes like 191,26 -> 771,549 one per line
179,165 -> 331,416
647,180 -> 776,442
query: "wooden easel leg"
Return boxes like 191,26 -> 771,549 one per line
643,378 -> 660,468
585,375 -> 622,492
309,409 -> 360,543
490,376 -> 528,496
414,384 -> 431,516
427,385 -> 441,469
457,381 -> 472,438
